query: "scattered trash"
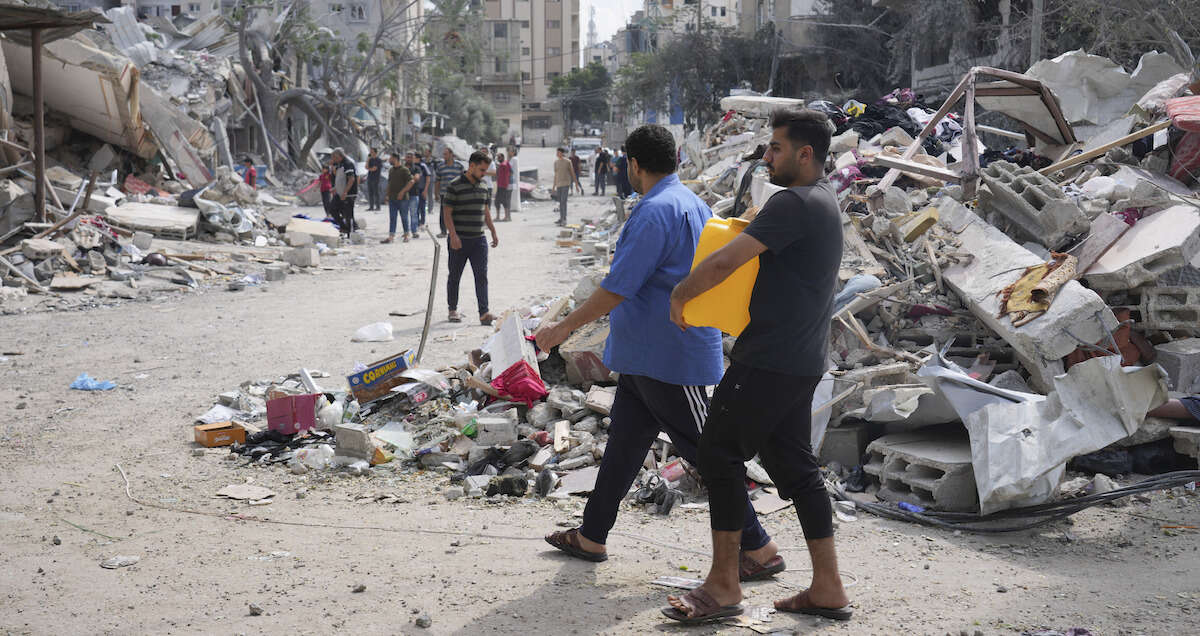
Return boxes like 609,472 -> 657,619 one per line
69,373 -> 117,391
100,555 -> 139,569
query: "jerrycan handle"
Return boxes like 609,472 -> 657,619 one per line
728,217 -> 751,231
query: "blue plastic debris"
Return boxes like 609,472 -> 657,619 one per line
70,373 -> 117,391
897,502 -> 926,514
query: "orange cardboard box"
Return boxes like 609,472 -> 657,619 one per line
194,421 -> 247,447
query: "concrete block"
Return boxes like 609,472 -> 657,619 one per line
286,231 -> 313,247
287,246 -> 320,267
265,265 -> 287,282
1116,416 -> 1176,447
334,423 -> 375,461
558,320 -> 612,385
1170,426 -> 1200,464
569,255 -> 596,268
131,231 -> 153,251
1083,205 -> 1200,290
1154,338 -> 1200,392
832,362 -> 912,417
86,251 -> 106,274
584,385 -> 615,415
526,403 -> 558,427
829,130 -> 859,154
878,126 -> 915,148
573,271 -> 605,301
1141,287 -> 1200,335
474,416 -> 518,446
350,230 -> 367,245
863,428 -> 978,512
20,238 -> 63,260
819,421 -> 875,467
490,312 -> 541,379
979,160 -> 1090,248
935,197 -> 1117,391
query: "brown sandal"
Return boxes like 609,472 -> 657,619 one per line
544,528 -> 607,562
661,588 -> 744,624
774,589 -> 853,621
739,552 -> 786,581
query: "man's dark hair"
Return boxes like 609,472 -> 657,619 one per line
769,107 -> 834,163
242,157 -> 252,164
625,125 -> 676,174
469,150 -> 491,165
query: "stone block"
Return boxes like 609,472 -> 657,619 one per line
863,428 -> 978,512
979,160 -> 1090,249
569,255 -> 596,268
584,385 -> 615,415
935,197 -> 1117,391
265,265 -> 287,282
474,416 -> 518,446
287,246 -> 320,267
526,403 -> 558,427
1169,426 -> 1200,464
1154,338 -> 1200,392
1141,287 -> 1200,335
21,238 -> 63,260
334,423 -> 375,461
286,231 -> 313,247
559,320 -> 612,385
819,421 -> 874,467
86,251 -> 107,274
131,231 -> 153,251
829,130 -> 860,154
1083,205 -> 1200,290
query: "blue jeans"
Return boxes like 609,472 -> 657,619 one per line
416,195 -> 427,227
446,235 -> 488,315
388,198 -> 417,235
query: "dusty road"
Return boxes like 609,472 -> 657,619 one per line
2,167 -> 1198,635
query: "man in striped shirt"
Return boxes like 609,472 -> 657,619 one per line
443,150 -> 499,326
435,147 -> 465,238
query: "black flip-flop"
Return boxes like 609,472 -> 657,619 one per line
661,588 -> 744,624
775,590 -> 853,621
545,528 -> 607,562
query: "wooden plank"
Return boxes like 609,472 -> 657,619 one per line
962,77 -> 980,198
870,154 -> 961,182
977,124 -> 1026,141
975,86 -> 1040,97
1039,120 -> 1172,176
1075,212 -> 1133,276
874,73 -> 972,194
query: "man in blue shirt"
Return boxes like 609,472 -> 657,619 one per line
536,125 -> 782,580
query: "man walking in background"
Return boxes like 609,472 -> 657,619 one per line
435,147 -> 464,239
331,147 -> 358,237
615,146 -> 631,199
569,148 -> 585,196
663,107 -> 850,624
493,152 -> 513,222
443,150 -> 499,326
537,124 -> 784,580
416,149 -> 434,234
593,147 -> 610,197
366,147 -> 383,211
383,151 -> 414,244
553,147 -> 573,226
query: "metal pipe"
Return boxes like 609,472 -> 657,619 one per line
415,225 -> 442,365
31,27 -> 45,223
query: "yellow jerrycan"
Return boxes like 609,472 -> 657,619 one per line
682,217 -> 760,336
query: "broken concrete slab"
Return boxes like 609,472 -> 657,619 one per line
935,197 -> 1117,391
20,238 -> 63,260
978,160 -> 1090,248
103,203 -> 199,238
584,385 -> 615,415
863,427 -> 978,512
286,217 -> 340,241
1083,205 -> 1200,290
965,356 -> 1168,514
1169,426 -> 1200,464
286,247 -> 319,268
486,312 -> 541,379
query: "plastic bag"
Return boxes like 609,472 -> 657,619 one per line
70,373 -> 116,391
351,322 -> 394,342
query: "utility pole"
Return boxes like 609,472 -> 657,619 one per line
1030,0 -> 1044,63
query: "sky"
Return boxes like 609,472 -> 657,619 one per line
584,0 -> 641,45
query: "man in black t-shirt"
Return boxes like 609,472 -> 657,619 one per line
366,148 -> 383,211
663,107 -> 851,624
331,147 -> 358,236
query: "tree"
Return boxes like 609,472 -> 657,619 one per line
549,62 -> 612,125
235,0 -> 425,168
424,0 -> 508,144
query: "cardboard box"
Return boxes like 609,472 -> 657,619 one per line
346,349 -> 416,404
266,393 -> 320,434
194,421 -> 247,447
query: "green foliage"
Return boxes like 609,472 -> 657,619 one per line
549,62 -> 612,124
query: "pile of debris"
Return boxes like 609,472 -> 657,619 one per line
191,209 -> 705,507
675,50 -> 1200,514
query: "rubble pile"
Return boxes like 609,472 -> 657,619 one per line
671,55 -> 1200,515
192,209 -> 710,507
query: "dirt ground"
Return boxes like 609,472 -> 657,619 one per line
2,158 -> 1198,635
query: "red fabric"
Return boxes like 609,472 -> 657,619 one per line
496,162 -> 512,189
1170,131 -> 1200,184
244,167 -> 257,189
490,360 -> 548,408
319,172 -> 333,192
1166,96 -> 1200,132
